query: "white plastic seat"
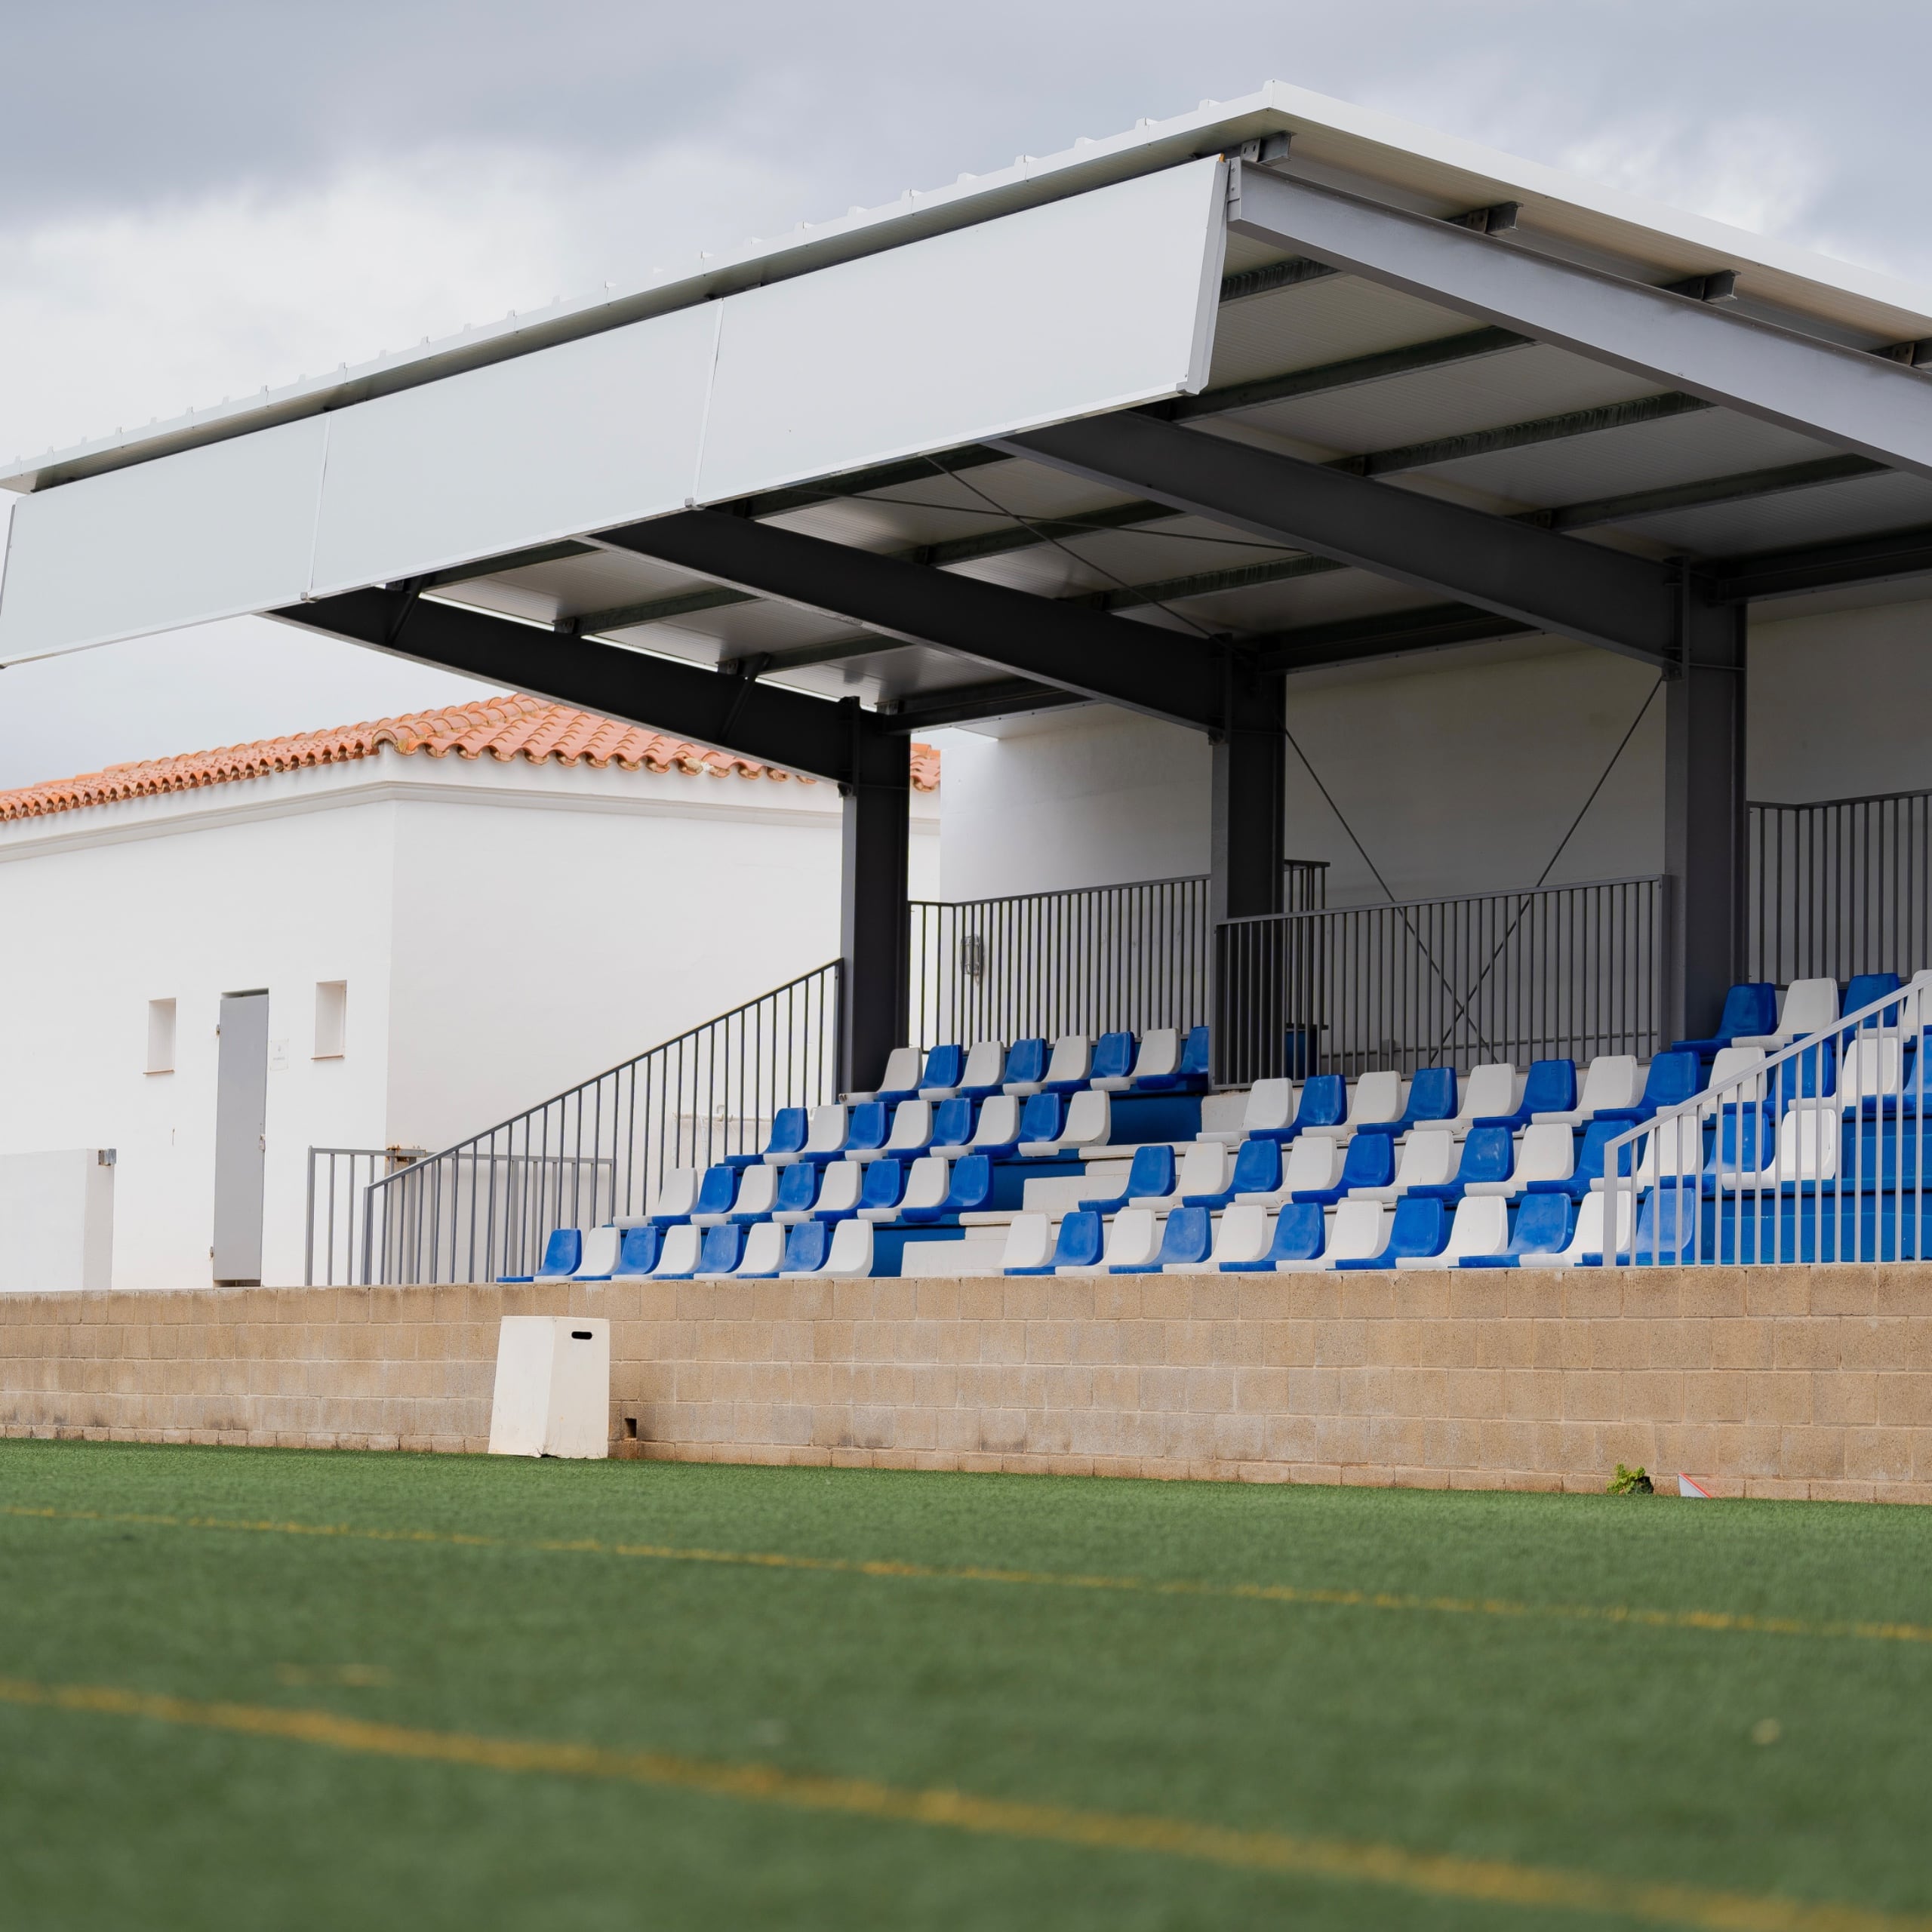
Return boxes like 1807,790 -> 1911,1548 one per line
872,1098 -> 933,1161
1701,1046 -> 1768,1111
1351,1128 -> 1454,1202
879,1155 -> 949,1223
1595,1112 -> 1702,1191
1397,1195 -> 1510,1269
812,1161 -> 866,1218
1097,1029 -> 1177,1093
1037,1035 -> 1093,1091
964,1094 -> 1021,1152
1439,1063 -> 1519,1138
1211,1203 -> 1273,1268
1091,1207 -> 1160,1272
569,1226 -> 623,1279
820,1219 -> 875,1277
731,1163 -> 780,1219
651,1167 -> 700,1220
1742,1101 -> 1842,1187
1465,1122 -> 1571,1198
1198,1077 -> 1295,1146
1135,1140 -> 1224,1208
952,1041 -> 1006,1094
1733,977 -> 1840,1050
848,1047 -> 919,1104
1000,1213 -> 1054,1271
1520,1190 -> 1634,1269
1534,1055 -> 1638,1127
1238,1133 -> 1343,1207
735,1221 -> 786,1275
1020,1088 -> 1111,1157
1334,1069 -> 1404,1137
1279,1199 -> 1384,1272
651,1223 -> 703,1277
798,1105 -> 849,1161
1838,1037 -> 1903,1110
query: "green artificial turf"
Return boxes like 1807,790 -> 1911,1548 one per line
1,1441 -> 1929,1931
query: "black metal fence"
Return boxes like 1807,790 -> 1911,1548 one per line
1749,789 -> 1932,986
1215,876 -> 1668,1084
909,863 -> 1326,1051
339,962 -> 841,1286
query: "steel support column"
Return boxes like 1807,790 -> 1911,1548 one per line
840,712 -> 912,1097
1211,665 -> 1288,1083
1666,598 -> 1748,1042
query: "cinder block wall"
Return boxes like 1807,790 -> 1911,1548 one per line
2,1270 -> 1930,1501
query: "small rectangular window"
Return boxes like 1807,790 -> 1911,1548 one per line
146,998 -> 176,1075
313,980 -> 347,1059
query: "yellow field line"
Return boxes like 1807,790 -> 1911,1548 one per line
5,1501 -> 1930,1649
0,1672 -> 1918,1932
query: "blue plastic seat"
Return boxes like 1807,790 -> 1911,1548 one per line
1337,1195 -> 1450,1269
857,1158 -> 906,1220
611,1226 -> 660,1276
930,1096 -> 976,1149
1355,1066 -> 1457,1140
501,1226 -> 581,1283
843,1102 -> 890,1160
1222,1201 -> 1327,1271
696,1223 -> 746,1275
1017,1092 -> 1064,1146
1475,1059 -> 1575,1132
1008,1209 -> 1103,1275
1612,1186 -> 1701,1266
1845,971 -> 1903,1026
1112,1203 -> 1212,1274
780,1222 -> 831,1273
1594,1051 -> 1701,1126
917,1044 -> 966,1096
1137,1024 -> 1211,1093
1769,1038 -> 1837,1113
1084,1032 -> 1136,1088
1266,1073 -> 1346,1142
1185,1136 -> 1280,1208
1409,1124 -> 1513,1202
721,1106 -> 806,1171
771,1161 -> 821,1220
1701,1103 -> 1774,1192
1675,982 -> 1778,1057
1294,1131 -> 1394,1205
916,1154 -> 993,1223
1001,1038 -> 1048,1092
1081,1143 -> 1173,1213
688,1164 -> 740,1226
1460,1193 -> 1574,1268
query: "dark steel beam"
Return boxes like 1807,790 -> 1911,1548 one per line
269,586 -> 887,787
1227,159 -> 1932,482
881,678 -> 1088,732
1705,521 -> 1932,602
1343,391 -> 1713,478
1543,453 -> 1885,534
420,539 -> 596,589
571,585 -> 755,632
596,509 -> 1232,731
999,411 -> 1683,670
1256,603 -> 1538,674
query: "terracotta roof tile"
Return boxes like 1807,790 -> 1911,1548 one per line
0,694 -> 940,823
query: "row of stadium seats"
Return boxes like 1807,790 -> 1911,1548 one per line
848,1027 -> 1210,1106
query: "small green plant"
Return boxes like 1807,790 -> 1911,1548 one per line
1607,1463 -> 1654,1494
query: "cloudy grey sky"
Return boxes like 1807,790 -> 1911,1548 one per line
0,0 -> 1922,785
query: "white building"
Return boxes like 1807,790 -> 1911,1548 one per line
0,694 -> 938,1290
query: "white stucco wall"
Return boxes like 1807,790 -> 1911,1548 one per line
937,595 -> 1932,906
0,746 -> 939,1289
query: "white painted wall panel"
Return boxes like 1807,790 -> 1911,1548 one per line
0,417 -> 326,662
309,303 -> 719,595
697,160 -> 1226,504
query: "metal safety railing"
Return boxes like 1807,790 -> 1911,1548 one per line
1603,980 -> 1929,1267
909,863 -> 1326,1051
343,962 -> 841,1286
1749,789 -> 1932,986
1214,876 -> 1667,1084
305,1146 -> 427,1285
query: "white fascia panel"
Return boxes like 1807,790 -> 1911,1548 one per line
694,158 -> 1228,506
308,302 -> 718,595
0,416 -> 326,663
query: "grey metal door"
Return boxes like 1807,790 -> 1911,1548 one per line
212,991 -> 269,1283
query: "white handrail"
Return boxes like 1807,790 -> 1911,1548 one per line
1601,980 -> 1927,1269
